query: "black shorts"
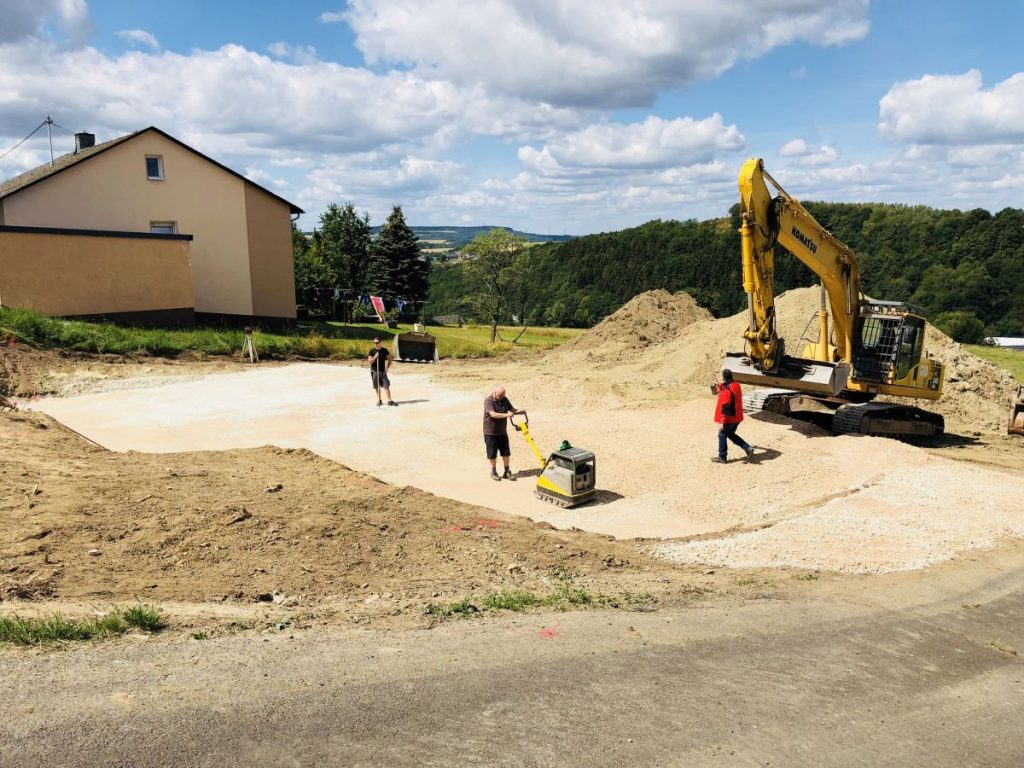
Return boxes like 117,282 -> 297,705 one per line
371,370 -> 390,389
484,434 -> 510,459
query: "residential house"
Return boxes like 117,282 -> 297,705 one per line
0,126 -> 302,326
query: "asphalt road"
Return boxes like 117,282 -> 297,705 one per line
4,550 -> 1024,767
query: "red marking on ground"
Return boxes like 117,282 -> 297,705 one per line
538,625 -> 559,639
477,518 -> 499,529
440,524 -> 465,534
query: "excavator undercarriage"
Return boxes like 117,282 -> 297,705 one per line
743,387 -> 945,438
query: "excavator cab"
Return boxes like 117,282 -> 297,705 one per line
852,302 -> 942,398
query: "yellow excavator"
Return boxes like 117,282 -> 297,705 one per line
724,158 -> 945,438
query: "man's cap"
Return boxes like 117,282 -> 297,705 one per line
722,368 -> 733,380
373,337 -> 381,342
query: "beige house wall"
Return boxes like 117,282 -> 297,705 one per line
0,230 -> 193,317
2,132 -> 254,316
244,184 -> 296,319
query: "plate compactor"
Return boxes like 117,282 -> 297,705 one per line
510,413 -> 596,508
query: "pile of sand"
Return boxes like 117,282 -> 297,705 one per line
536,285 -> 1019,437
918,330 -> 1019,435
557,290 -> 712,361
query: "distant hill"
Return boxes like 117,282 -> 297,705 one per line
376,225 -> 574,252
428,203 -> 1024,336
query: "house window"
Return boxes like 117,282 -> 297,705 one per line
150,221 -> 177,235
146,155 -> 164,180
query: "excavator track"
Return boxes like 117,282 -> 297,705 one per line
742,387 -> 794,414
833,403 -> 944,439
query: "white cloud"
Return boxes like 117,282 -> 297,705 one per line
518,115 -> 745,176
780,138 -> 837,165
879,69 -> 1024,145
0,0 -> 93,44
780,138 -> 809,157
0,42 -> 471,153
345,0 -> 869,108
116,29 -> 160,50
267,42 -> 318,65
319,10 -> 347,24
244,166 -> 289,191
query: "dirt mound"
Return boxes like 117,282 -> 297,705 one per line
560,290 -> 712,359
920,329 -> 1019,435
621,286 -> 823,393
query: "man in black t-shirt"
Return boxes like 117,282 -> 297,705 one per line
483,384 -> 523,480
368,337 -> 397,407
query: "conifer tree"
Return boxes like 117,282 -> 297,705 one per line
367,206 -> 427,302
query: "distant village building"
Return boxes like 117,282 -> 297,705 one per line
0,126 -> 302,326
988,337 -> 1024,350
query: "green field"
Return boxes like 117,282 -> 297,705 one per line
0,306 -> 580,361
965,344 -> 1024,384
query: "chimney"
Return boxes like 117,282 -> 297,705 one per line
75,132 -> 95,153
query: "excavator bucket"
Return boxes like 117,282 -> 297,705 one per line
1009,385 -> 1024,436
394,328 -> 439,363
723,352 -> 850,396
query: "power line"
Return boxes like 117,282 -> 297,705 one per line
0,118 -> 48,164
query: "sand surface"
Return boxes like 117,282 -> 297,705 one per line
32,354 -> 1022,573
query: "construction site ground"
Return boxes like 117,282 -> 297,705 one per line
2,289 -> 1023,763
2,288 -> 1023,626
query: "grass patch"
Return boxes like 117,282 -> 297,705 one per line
120,604 -> 166,632
965,345 -> 1024,384
0,604 -> 166,646
482,589 -> 543,611
0,305 -> 581,362
426,581 -> 606,621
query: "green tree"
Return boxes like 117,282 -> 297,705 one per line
292,226 -> 332,311
933,311 -> 987,344
367,206 -> 427,303
319,202 -> 372,292
464,229 -> 529,342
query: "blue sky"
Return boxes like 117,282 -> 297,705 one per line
2,1 -> 1023,234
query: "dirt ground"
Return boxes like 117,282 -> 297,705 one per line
2,293 -> 1022,632
2,401 -> 715,627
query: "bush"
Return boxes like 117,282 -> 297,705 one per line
933,311 -> 987,344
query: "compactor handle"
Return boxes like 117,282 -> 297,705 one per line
509,411 -> 528,431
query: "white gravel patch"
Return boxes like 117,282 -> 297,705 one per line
655,464 -> 1024,573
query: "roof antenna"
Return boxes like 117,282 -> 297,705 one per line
45,116 -> 54,165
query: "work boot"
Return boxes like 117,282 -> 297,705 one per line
744,446 -> 755,459
377,400 -> 383,407
491,470 -> 501,481
502,469 -> 515,481
710,456 -> 727,464
388,401 -> 398,407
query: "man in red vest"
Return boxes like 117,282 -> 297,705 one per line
712,369 -> 755,463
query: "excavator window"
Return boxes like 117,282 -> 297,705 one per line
896,318 -> 924,380
854,316 -> 901,381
